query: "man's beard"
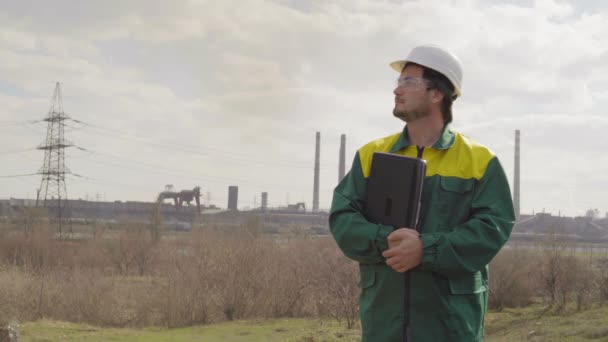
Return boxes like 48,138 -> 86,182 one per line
393,105 -> 431,122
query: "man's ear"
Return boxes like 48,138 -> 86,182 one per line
430,89 -> 444,104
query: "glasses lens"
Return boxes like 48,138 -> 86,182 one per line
397,77 -> 427,89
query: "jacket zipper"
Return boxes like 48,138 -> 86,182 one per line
404,146 -> 425,341
417,145 -> 424,158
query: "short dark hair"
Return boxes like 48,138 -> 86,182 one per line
404,62 -> 455,124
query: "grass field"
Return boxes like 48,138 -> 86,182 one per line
16,304 -> 608,342
485,304 -> 608,342
19,318 -> 360,342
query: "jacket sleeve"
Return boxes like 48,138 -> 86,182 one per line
419,157 -> 515,277
329,152 -> 394,264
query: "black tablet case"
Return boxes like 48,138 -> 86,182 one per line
364,152 -> 426,231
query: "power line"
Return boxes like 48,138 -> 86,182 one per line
62,153 -> 337,196
9,118 -> 339,171
0,173 -> 39,178
68,146 -> 292,187
68,119 -> 338,169
0,121 -> 26,128
3,144 -> 337,195
0,148 -> 37,155
2,121 -> 46,136
65,174 -> 154,192
69,151 -> 334,193
7,176 -> 39,188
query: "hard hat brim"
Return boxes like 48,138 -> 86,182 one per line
389,60 -> 407,73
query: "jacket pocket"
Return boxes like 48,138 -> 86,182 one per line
449,271 -> 488,294
436,177 -> 476,228
446,271 -> 488,340
440,176 -> 474,194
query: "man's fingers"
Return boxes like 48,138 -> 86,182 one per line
388,228 -> 419,242
387,232 -> 404,242
386,256 -> 406,269
388,261 -> 407,273
387,260 -> 399,269
382,248 -> 397,258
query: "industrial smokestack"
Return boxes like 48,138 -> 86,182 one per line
313,131 -> 320,212
339,134 -> 346,182
228,186 -> 238,211
261,192 -> 268,211
514,130 -> 520,220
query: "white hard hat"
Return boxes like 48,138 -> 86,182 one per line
390,45 -> 463,99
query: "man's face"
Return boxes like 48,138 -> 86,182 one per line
392,64 -> 432,122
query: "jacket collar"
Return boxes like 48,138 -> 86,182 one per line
390,124 -> 455,153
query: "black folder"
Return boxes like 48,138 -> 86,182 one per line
364,152 -> 426,231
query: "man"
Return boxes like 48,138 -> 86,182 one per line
329,45 -> 515,342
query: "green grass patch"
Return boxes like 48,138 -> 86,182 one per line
486,304 -> 608,342
20,318 -> 360,342
18,304 -> 608,342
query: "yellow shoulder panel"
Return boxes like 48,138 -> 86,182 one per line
426,133 -> 496,180
357,132 -> 402,178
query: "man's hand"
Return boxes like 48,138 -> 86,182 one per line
382,228 -> 422,273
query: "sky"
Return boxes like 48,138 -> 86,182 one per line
1,0 -> 608,217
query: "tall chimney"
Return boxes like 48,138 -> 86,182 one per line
339,134 -> 346,182
313,131 -> 320,212
261,192 -> 268,211
514,130 -> 520,220
228,186 -> 238,211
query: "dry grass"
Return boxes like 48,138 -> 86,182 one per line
1,218 -> 608,336
0,222 -> 358,329
488,248 -> 536,310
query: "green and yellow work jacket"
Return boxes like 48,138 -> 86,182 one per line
329,125 -> 515,342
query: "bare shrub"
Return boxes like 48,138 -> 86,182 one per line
553,256 -> 582,310
313,239 -> 359,329
595,258 -> 608,305
58,269 -> 123,325
0,267 -> 36,323
208,234 -> 267,321
251,235 -> 318,318
571,258 -> 594,311
0,226 -> 55,273
156,238 -> 212,328
488,248 -> 535,310
15,206 -> 48,235
103,222 -> 157,276
536,230 -> 570,307
535,232 -> 595,311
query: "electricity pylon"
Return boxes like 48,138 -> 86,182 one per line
36,82 -> 73,238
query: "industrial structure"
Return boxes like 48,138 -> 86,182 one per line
36,82 -> 74,237
514,129 -> 521,220
339,134 -> 346,182
228,186 -> 238,210
156,185 -> 201,211
261,192 -> 268,211
313,132 -> 320,212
